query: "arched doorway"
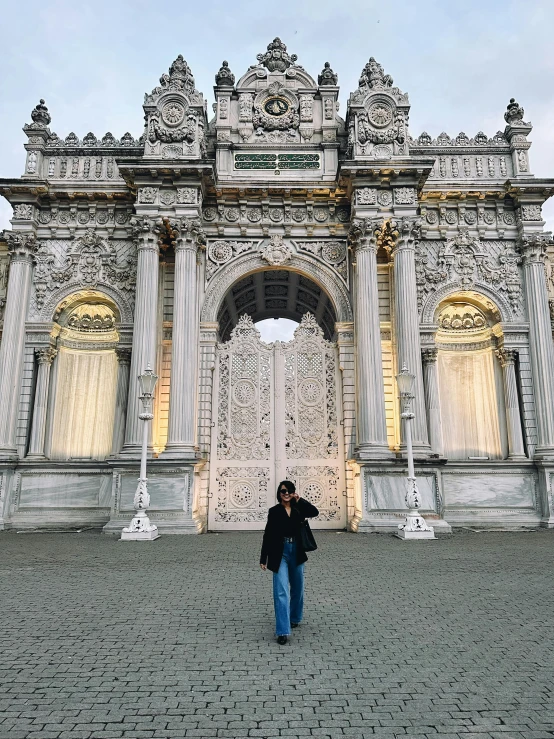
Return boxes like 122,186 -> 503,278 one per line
206,268 -> 348,531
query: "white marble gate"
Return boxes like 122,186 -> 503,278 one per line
208,313 -> 346,530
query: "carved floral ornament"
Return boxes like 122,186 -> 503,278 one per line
415,230 -> 523,318
356,187 -> 416,206
32,229 -> 137,311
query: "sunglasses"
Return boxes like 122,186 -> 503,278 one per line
279,490 -> 292,495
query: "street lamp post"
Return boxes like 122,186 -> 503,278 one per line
395,364 -> 436,541
121,364 -> 160,541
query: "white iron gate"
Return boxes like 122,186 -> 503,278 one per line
208,313 -> 346,530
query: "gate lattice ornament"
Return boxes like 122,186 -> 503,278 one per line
209,313 -> 346,530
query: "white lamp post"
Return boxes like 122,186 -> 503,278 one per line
395,364 -> 436,541
121,364 -> 160,541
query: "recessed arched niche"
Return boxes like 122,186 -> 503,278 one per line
434,292 -> 508,461
47,293 -> 120,462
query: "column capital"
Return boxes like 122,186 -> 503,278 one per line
495,347 -> 518,367
156,216 -> 206,252
349,217 -> 395,253
175,216 -> 206,251
421,347 -> 438,365
391,217 -> 422,254
35,346 -> 57,365
518,232 -> 553,265
4,230 -> 38,262
129,216 -> 161,253
115,347 -> 132,365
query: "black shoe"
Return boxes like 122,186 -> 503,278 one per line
291,623 -> 300,628
277,635 -> 288,645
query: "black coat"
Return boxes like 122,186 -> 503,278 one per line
260,498 -> 319,573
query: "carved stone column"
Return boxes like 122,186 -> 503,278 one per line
350,218 -> 392,459
392,218 -> 430,453
164,218 -> 205,458
520,234 -> 554,457
122,218 -> 160,455
27,347 -> 57,459
0,232 -> 37,460
495,347 -> 526,460
422,348 -> 444,456
111,347 -> 131,456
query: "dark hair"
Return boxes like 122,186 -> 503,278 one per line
276,479 -> 296,502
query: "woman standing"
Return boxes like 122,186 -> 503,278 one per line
260,480 -> 319,645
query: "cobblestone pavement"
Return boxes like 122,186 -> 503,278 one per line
1,529 -> 554,739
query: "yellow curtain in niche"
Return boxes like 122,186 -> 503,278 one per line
438,347 -> 503,460
50,348 -> 118,460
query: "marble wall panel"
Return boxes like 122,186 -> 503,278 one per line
119,472 -> 190,512
18,473 -> 107,508
443,473 -> 536,508
366,474 -> 437,512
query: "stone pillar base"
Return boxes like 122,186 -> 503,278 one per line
104,461 -> 203,535
118,445 -> 143,459
0,447 -> 19,462
160,443 -> 198,461
105,514 -> 202,536
354,512 -> 451,534
351,464 -> 452,534
534,463 -> 554,526
355,444 -> 395,461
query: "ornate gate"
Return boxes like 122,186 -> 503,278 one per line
208,313 -> 346,530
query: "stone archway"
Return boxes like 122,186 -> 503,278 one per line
201,251 -> 353,326
197,254 -> 354,531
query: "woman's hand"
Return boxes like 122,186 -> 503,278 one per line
260,564 -> 267,571
292,492 -> 300,502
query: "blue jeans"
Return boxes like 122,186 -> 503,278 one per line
273,540 -> 304,636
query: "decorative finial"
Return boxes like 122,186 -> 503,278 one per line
318,61 -> 338,86
154,55 -> 196,95
359,57 -> 393,89
215,60 -> 235,87
504,97 -> 525,125
256,38 -> 298,72
30,99 -> 51,127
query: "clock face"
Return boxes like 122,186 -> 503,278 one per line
263,97 -> 290,117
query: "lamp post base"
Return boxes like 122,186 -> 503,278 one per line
121,517 -> 159,541
396,526 -> 436,541
121,509 -> 159,541
396,476 -> 437,540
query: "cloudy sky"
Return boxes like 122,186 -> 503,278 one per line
1,1 -> 553,324
2,0 -> 553,228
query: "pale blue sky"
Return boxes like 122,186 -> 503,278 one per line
1,0 -> 553,234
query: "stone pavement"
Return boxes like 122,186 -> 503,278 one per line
1,529 -> 554,739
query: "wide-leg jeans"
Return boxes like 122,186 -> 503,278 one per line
272,540 -> 304,636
